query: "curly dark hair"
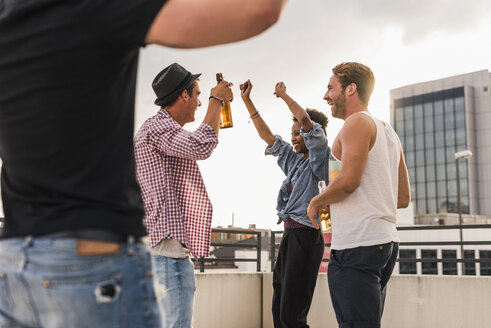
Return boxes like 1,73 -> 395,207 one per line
292,108 -> 328,135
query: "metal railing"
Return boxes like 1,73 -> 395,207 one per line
270,224 -> 491,274
194,228 -> 262,273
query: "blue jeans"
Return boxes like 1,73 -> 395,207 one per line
0,236 -> 161,328
153,256 -> 196,328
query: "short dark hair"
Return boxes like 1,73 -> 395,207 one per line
164,79 -> 199,108
332,62 -> 375,106
292,108 -> 328,135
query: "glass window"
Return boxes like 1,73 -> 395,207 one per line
435,131 -> 444,147
395,119 -> 405,136
427,197 -> 437,213
415,134 -> 424,150
405,136 -> 414,152
426,131 -> 434,148
405,119 -> 414,135
406,151 -> 415,168
422,250 -> 438,275
427,181 -> 436,198
415,118 -> 424,135
395,107 -> 404,120
442,250 -> 457,275
416,199 -> 426,214
436,164 -> 446,180
464,250 -> 476,275
454,97 -> 464,112
455,110 -> 466,129
434,100 -> 443,115
447,196 -> 457,213
447,179 -> 457,197
446,164 -> 456,181
435,148 -> 445,165
415,150 -> 425,165
399,249 -> 417,274
414,104 -> 423,118
437,197 -> 448,213
405,105 -> 413,120
417,183 -> 426,199
458,161 -> 468,179
456,128 -> 466,146
424,116 -> 434,134
424,102 -> 433,117
445,130 -> 455,146
462,196 -> 470,214
416,166 -> 425,183
426,164 -> 435,181
425,149 -> 435,165
444,98 -> 454,113
446,147 -> 457,162
460,179 -> 469,197
408,167 -> 416,184
479,251 -> 491,276
434,114 -> 444,131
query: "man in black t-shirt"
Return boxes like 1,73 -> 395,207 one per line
0,1 -> 287,326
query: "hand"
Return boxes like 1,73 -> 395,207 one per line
274,82 -> 286,98
240,80 -> 252,101
211,80 -> 234,103
307,196 -> 321,230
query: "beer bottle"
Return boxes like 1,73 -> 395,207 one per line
216,73 -> 233,129
317,180 -> 331,232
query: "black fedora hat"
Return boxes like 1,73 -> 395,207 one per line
152,63 -> 201,107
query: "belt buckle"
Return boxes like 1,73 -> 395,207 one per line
76,239 -> 120,256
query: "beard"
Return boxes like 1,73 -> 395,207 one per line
331,92 -> 347,119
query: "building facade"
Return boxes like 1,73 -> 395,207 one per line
390,70 -> 491,219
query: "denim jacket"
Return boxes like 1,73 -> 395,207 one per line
265,122 -> 330,228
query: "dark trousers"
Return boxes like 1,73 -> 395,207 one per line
272,228 -> 325,328
328,242 -> 399,328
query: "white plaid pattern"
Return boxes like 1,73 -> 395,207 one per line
134,109 -> 218,258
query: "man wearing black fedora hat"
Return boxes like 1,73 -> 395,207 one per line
134,62 -> 232,327
0,0 -> 287,326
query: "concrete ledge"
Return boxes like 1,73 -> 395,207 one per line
194,273 -> 491,327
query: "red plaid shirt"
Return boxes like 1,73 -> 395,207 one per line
134,109 -> 218,258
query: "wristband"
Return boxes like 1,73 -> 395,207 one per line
209,95 -> 224,106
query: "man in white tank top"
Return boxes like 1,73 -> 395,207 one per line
307,62 -> 411,328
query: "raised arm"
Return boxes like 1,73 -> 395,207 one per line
146,0 -> 287,48
274,82 -> 313,132
397,147 -> 411,208
240,80 -> 275,146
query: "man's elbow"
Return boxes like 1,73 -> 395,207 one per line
252,1 -> 282,31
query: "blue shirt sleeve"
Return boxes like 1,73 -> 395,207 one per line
265,135 -> 300,176
300,122 -> 330,180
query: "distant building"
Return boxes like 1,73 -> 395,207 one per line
390,70 -> 491,224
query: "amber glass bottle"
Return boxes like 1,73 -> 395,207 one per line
216,73 -> 233,129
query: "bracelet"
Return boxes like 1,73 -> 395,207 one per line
248,111 -> 260,123
209,95 -> 224,106
287,101 -> 296,108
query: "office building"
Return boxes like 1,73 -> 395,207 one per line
390,70 -> 491,223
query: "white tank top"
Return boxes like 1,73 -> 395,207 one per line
330,111 -> 400,250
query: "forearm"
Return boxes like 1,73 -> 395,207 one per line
279,93 -> 313,132
147,0 -> 287,48
310,174 -> 357,209
203,98 -> 223,135
243,98 -> 275,146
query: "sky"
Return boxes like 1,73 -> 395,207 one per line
133,0 -> 491,230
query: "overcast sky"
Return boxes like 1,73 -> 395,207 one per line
134,0 -> 491,230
